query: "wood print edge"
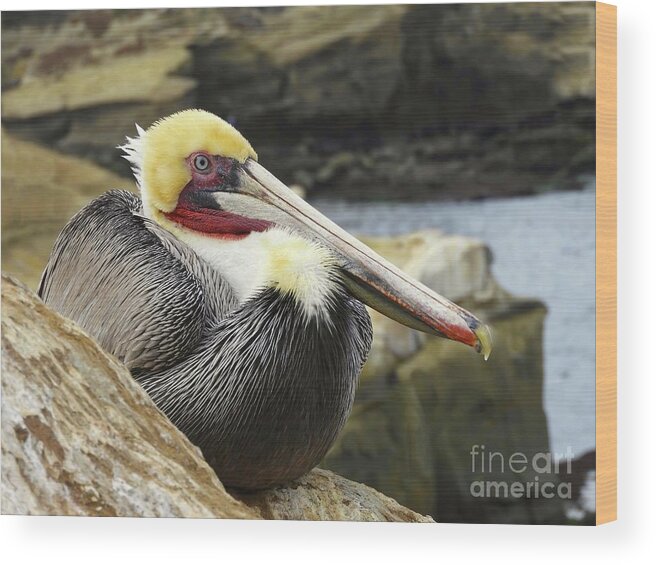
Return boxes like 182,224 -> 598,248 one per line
595,1 -> 617,526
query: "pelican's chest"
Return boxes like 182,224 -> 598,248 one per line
144,284 -> 372,490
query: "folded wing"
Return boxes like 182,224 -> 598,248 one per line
39,190 -> 237,373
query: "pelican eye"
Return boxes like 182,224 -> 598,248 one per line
193,154 -> 210,172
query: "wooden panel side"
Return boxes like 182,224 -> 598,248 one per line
595,1 -> 617,526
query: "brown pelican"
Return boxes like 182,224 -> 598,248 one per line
39,110 -> 491,490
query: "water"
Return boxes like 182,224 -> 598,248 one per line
313,186 -> 596,459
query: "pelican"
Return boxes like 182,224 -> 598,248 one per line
39,110 -> 491,490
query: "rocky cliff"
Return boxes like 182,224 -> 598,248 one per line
1,132 -> 131,289
2,3 -> 595,200
1,276 -> 432,522
323,231 -> 564,524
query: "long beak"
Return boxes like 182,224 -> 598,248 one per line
237,159 -> 492,359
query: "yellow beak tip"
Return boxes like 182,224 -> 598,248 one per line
474,324 -> 493,361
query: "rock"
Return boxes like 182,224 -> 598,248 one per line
323,231 -> 566,524
238,468 -> 432,522
358,230 -> 497,380
1,132 -> 131,289
2,4 -> 595,198
2,46 -> 193,120
195,5 -> 406,123
1,276 -> 255,518
1,9 -> 216,170
0,275 -> 432,522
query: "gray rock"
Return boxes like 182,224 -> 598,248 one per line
2,4 -> 595,199
323,231 -> 566,524
238,468 -> 433,522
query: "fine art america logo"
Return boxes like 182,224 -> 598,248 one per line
469,445 -> 574,500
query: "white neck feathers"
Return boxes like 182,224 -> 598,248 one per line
162,223 -> 340,320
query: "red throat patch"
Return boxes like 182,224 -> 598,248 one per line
164,201 -> 272,240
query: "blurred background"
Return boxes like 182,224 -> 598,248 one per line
1,3 -> 596,524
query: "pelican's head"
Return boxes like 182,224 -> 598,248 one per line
121,109 -> 491,358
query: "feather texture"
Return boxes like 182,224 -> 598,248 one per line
39,190 -> 373,489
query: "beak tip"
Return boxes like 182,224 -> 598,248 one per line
473,324 -> 493,361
